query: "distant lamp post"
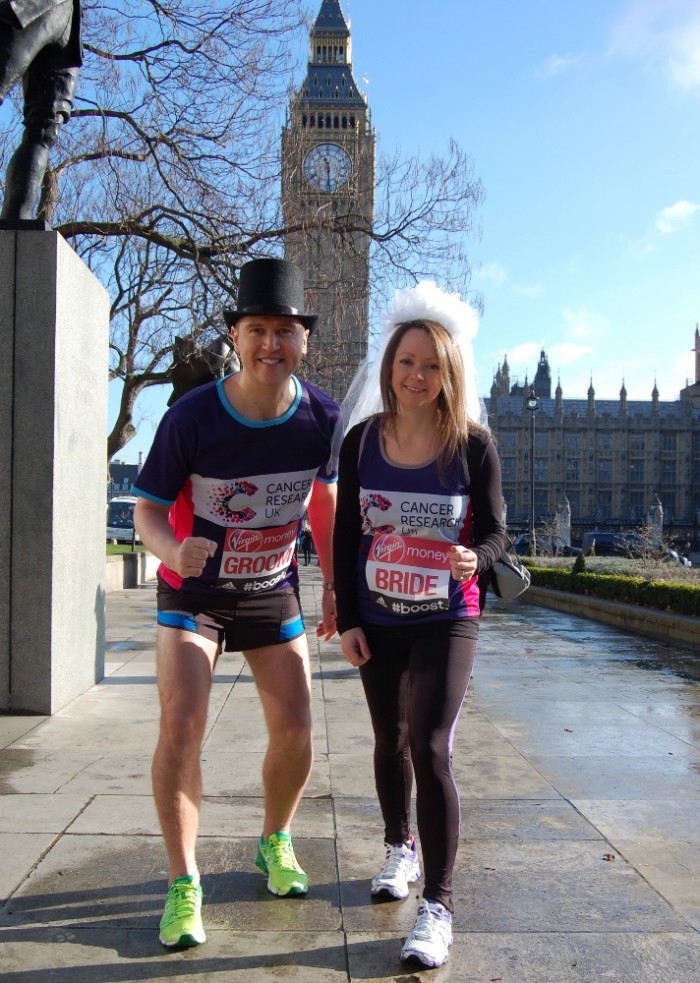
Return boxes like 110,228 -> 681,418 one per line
527,388 -> 539,554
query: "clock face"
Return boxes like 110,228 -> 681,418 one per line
303,143 -> 352,192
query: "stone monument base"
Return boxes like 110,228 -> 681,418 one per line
0,231 -> 109,714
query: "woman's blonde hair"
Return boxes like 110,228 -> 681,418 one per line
378,319 -> 487,478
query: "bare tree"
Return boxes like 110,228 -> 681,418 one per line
1,1 -> 485,458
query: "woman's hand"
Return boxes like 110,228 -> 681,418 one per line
448,545 -> 478,582
340,627 -> 372,667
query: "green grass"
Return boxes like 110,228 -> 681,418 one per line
106,543 -> 145,556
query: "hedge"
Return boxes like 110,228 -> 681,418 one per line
527,567 -> 700,618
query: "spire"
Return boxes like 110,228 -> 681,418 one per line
533,349 -> 551,399
314,0 -> 350,34
300,0 -> 366,109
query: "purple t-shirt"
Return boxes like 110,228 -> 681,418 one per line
334,419 -> 506,631
133,375 -> 340,595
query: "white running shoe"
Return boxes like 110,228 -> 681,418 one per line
370,838 -> 420,900
401,900 -> 453,968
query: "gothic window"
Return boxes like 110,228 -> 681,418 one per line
302,115 -> 307,127
327,75 -> 332,86
318,115 -> 324,127
350,115 -> 355,127
598,459 -> 612,482
598,434 -> 612,451
566,434 -> 580,450
341,116 -> 347,128
499,432 -> 516,450
661,434 -> 676,452
630,435 -> 644,451
628,492 -> 644,519
629,460 -> 644,483
319,89 -> 324,98
534,488 -> 548,514
501,457 -> 516,481
535,432 -> 548,451
596,491 -> 612,518
534,458 -> 548,481
661,461 -> 676,483
310,115 -> 315,127
316,47 -> 321,62
565,458 -> 579,481
334,115 -> 339,128
326,114 -> 331,127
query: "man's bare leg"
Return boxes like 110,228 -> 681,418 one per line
245,634 -> 313,837
152,626 -> 218,884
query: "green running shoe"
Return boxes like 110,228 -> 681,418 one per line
159,875 -> 206,947
255,831 -> 308,896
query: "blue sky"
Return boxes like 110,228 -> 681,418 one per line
115,0 -> 697,459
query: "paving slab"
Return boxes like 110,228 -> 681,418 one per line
1,574 -> 700,981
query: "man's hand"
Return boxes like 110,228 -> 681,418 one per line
315,587 -> 337,641
170,537 -> 217,578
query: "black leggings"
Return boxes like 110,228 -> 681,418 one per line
359,624 -> 477,912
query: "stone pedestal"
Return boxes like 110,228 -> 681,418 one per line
0,231 -> 109,714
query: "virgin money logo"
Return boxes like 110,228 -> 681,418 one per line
228,529 -> 263,552
373,534 -> 405,564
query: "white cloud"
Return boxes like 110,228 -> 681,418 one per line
655,199 -> 699,233
513,284 -> 544,298
548,341 -> 594,366
561,307 -> 608,342
610,1 -> 700,91
475,261 -> 507,285
536,53 -> 584,78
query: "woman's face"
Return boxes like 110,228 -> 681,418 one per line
390,327 -> 443,412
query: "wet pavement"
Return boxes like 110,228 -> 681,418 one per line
1,566 -> 700,981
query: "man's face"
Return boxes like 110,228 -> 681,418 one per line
231,315 -> 309,383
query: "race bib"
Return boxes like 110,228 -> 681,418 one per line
216,520 -> 298,592
366,533 -> 451,617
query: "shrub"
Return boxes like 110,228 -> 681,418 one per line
572,553 -> 586,576
528,566 -> 700,618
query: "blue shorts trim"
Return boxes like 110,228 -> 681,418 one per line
280,614 -> 305,642
157,611 -> 199,633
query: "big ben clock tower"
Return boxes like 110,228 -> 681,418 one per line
282,0 -> 375,400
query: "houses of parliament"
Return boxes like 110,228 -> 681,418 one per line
486,330 -> 700,544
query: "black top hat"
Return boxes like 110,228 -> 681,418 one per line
223,259 -> 318,333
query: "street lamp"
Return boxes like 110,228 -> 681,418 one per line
526,388 -> 539,555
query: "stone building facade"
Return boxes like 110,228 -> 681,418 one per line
486,328 -> 700,545
281,0 -> 375,401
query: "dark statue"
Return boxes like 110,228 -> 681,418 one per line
168,336 -> 239,406
0,0 -> 81,222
